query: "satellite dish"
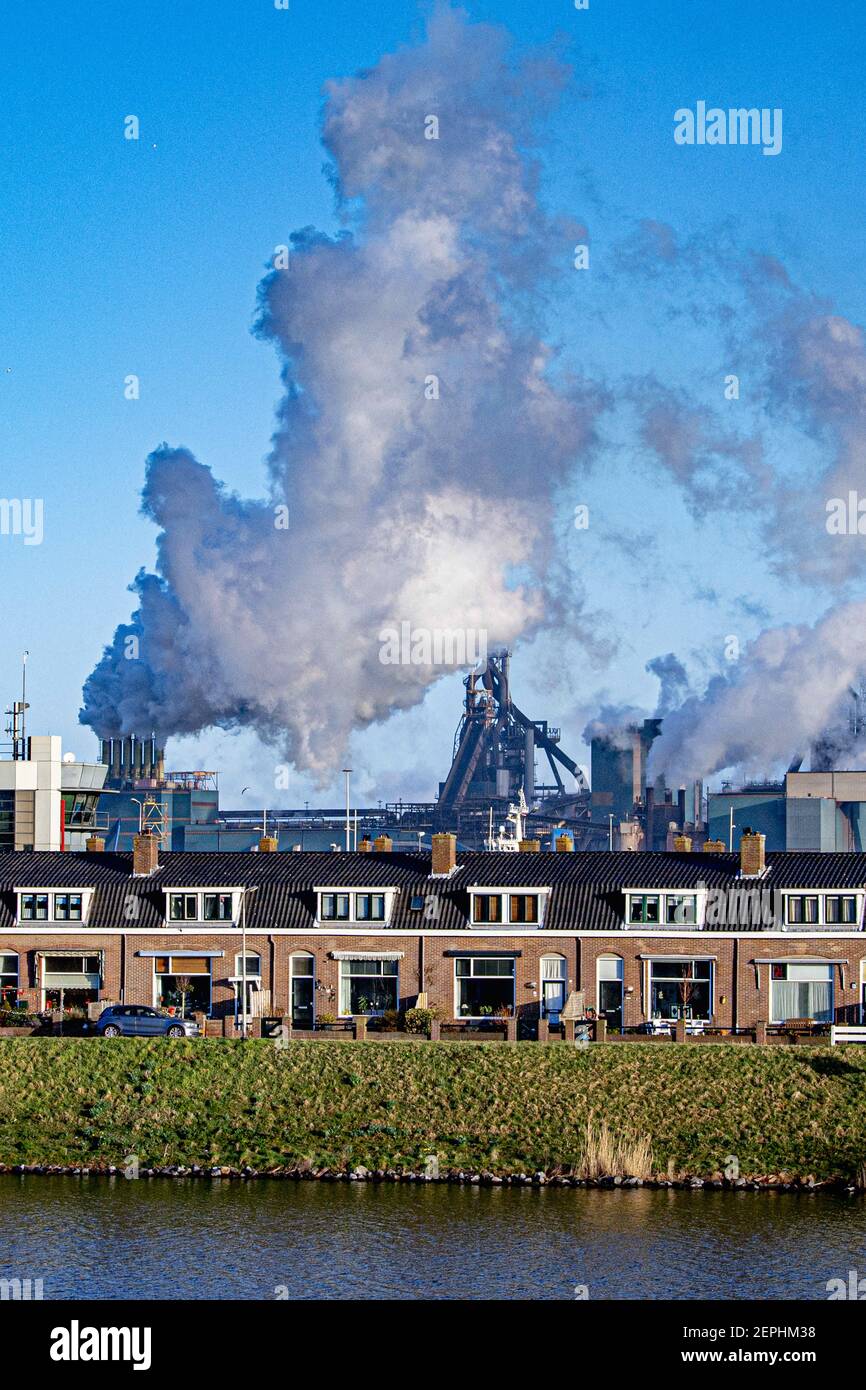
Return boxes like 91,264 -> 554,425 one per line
62,752 -> 76,764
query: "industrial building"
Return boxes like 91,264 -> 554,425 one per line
1,699 -> 108,851
709,771 -> 866,852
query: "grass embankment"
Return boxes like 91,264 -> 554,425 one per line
0,1039 -> 864,1182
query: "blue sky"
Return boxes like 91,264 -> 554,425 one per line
2,0 -> 865,803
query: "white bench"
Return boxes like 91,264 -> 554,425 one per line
830,1025 -> 866,1046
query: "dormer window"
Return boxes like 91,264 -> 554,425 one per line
469,891 -> 546,927
355,893 -> 385,922
786,896 -> 819,925
509,894 -> 539,924
203,893 -> 233,922
473,894 -> 502,924
665,895 -> 696,925
627,893 -> 697,926
628,894 -> 660,925
54,894 -> 82,921
826,895 -> 857,925
21,893 -> 49,921
321,893 -> 351,922
19,891 -> 85,923
165,890 -> 239,924
169,893 -> 199,922
315,889 -> 395,925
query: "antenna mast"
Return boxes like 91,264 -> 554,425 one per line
5,651 -> 30,759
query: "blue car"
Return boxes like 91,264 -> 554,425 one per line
93,1005 -> 199,1039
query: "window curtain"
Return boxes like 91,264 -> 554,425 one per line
541,958 -> 565,980
772,981 -> 833,1022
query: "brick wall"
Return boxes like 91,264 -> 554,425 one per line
2,930 -> 865,1026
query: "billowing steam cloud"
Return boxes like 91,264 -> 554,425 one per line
650,602 -> 866,783
631,237 -> 866,782
80,6 -> 602,777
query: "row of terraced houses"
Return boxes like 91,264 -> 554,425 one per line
1,829 -> 865,1033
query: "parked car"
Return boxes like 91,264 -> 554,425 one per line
89,1005 -> 200,1039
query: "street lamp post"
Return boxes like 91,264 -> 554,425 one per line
342,769 -> 352,852
240,885 -> 259,1039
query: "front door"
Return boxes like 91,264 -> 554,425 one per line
542,978 -> 565,1023
599,980 -> 623,1033
291,976 -> 314,1029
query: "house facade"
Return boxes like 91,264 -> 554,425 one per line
1,830 -> 865,1031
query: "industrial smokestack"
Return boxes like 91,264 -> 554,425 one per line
100,739 -> 111,767
123,735 -> 134,781
110,739 -> 122,780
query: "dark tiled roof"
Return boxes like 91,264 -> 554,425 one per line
0,850 -> 864,934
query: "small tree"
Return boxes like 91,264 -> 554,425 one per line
175,975 -> 192,1019
678,964 -> 695,1021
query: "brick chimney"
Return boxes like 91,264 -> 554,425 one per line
703,838 -> 727,854
258,835 -> 278,853
518,839 -> 541,853
373,835 -> 393,852
431,832 -> 457,876
358,836 -> 373,853
132,831 -> 159,876
673,834 -> 692,853
86,835 -> 105,853
739,828 -> 765,876
555,834 -> 574,852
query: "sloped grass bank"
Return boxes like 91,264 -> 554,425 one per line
0,1039 -> 864,1182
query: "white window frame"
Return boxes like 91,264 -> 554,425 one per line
769,962 -> 834,1024
315,889 -> 395,926
337,958 -> 399,1018
16,889 -> 92,925
232,951 -> 262,980
290,951 -> 316,1028
40,952 -> 102,1011
540,954 -> 567,1019
625,889 -> 706,929
163,888 -> 240,925
468,888 -> 550,929
781,892 -> 862,928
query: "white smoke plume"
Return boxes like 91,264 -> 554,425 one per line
80,5 -> 603,778
629,237 -> 866,782
650,601 -> 866,783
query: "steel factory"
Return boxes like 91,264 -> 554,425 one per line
6,651 -> 866,858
